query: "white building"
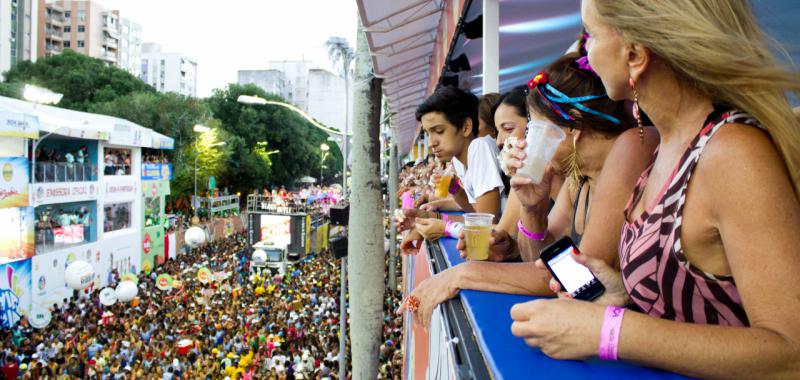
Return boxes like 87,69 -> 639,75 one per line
0,0 -> 37,77
140,43 -> 197,97
117,17 -> 141,77
237,61 -> 347,134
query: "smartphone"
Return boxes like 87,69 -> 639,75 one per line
540,237 -> 605,301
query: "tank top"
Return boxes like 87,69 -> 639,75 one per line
619,108 -> 760,327
569,178 -> 590,245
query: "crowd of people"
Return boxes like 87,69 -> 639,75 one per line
33,145 -> 95,182
1,232 -> 355,379
35,206 -> 93,250
394,1 -> 800,377
104,149 -> 132,176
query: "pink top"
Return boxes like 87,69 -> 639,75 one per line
619,109 -> 760,327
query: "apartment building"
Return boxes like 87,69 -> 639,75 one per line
0,0 -> 38,77
140,43 -> 197,97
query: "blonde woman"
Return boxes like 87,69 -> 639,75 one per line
510,0 -> 800,378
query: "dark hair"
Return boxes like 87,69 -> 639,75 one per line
492,85 -> 529,120
415,86 -> 480,137
528,53 -> 633,135
477,93 -> 501,136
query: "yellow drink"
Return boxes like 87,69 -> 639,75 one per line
435,175 -> 453,198
464,225 -> 491,260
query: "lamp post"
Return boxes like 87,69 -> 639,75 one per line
320,143 -> 330,185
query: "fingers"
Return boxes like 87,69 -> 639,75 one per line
510,176 -> 533,187
509,300 -> 541,321
534,259 -> 547,270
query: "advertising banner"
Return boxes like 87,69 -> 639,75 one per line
141,179 -> 170,197
104,180 -> 137,200
141,164 -> 173,181
53,225 -> 85,245
141,226 -> 165,274
93,233 -> 140,288
0,207 -> 34,261
0,110 -> 39,139
31,252 -> 73,310
259,215 -> 291,247
32,182 -> 99,205
0,258 -> 32,328
0,157 -> 29,208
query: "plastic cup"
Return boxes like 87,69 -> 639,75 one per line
464,213 -> 494,260
434,175 -> 453,198
516,120 -> 566,183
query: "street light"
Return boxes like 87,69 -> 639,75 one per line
193,124 -> 211,133
320,143 -> 330,185
26,84 -> 64,184
237,94 -> 349,194
194,141 -> 226,210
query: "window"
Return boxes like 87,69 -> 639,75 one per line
63,41 -> 70,48
77,10 -> 86,22
103,202 -> 132,233
35,201 -> 96,253
103,148 -> 132,175
77,40 -> 84,48
64,11 -> 70,18
63,25 -> 71,33
77,25 -> 85,32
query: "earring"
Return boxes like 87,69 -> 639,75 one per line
564,132 -> 584,191
629,78 -> 644,144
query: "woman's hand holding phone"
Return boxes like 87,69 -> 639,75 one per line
535,246 -> 629,306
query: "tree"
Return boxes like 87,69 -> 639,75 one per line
206,83 -> 343,192
3,49 -> 153,111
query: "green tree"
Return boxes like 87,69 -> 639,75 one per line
206,84 -> 343,192
3,49 -> 153,111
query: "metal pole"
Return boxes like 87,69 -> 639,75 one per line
343,64 -> 349,196
193,155 -> 199,212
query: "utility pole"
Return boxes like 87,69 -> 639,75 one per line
347,19 -> 385,379
388,142 -> 398,293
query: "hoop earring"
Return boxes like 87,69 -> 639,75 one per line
629,78 -> 644,144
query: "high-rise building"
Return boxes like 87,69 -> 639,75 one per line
140,43 -> 197,97
1,0 -> 38,76
36,1 -> 141,76
237,61 -> 347,134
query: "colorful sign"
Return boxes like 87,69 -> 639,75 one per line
0,110 -> 39,139
259,215 -> 291,247
0,207 -> 34,261
31,251 -> 73,310
141,179 -> 171,197
141,226 -> 164,274
0,157 -> 29,208
53,225 -> 85,245
32,182 -> 98,205
155,273 -> 173,291
141,164 -> 173,181
0,258 -> 32,328
197,267 -> 212,284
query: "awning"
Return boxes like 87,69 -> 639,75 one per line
357,0 -> 447,156
0,95 -> 174,149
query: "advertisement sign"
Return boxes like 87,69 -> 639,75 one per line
0,157 -> 29,208
197,267 -> 212,284
141,226 -> 165,274
156,273 -> 173,290
93,233 -> 140,288
31,250 -> 74,310
32,182 -> 99,205
0,110 -> 39,139
259,215 -> 291,247
141,164 -> 173,181
0,258 -> 32,328
141,179 -> 170,197
104,180 -> 137,199
0,207 -> 34,261
53,225 -> 85,245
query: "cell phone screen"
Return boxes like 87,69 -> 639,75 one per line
546,246 -> 598,294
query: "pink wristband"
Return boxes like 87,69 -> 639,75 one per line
448,178 -> 461,194
517,219 -> 546,241
599,305 -> 626,361
442,214 -> 450,223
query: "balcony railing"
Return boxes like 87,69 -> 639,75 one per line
35,224 -> 91,254
34,162 -> 98,183
246,194 -> 308,214
104,164 -> 131,176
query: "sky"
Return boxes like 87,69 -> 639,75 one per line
97,0 -> 359,98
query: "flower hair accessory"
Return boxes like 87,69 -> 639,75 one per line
527,71 -> 621,124
575,56 -> 598,76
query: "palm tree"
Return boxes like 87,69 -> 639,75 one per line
324,37 -> 354,194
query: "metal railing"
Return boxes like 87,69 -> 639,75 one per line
246,194 -> 309,214
103,164 -> 131,176
34,162 -> 98,183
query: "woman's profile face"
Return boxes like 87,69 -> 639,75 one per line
494,103 -> 528,148
581,0 -> 631,101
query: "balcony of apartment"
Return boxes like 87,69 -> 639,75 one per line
45,29 -> 64,42
46,15 -> 66,27
102,37 -> 118,50
102,25 -> 120,39
101,52 -> 118,63
44,44 -> 62,55
46,3 -> 65,14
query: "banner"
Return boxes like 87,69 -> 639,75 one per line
141,179 -> 170,197
0,207 -> 34,261
0,258 -> 32,328
156,273 -> 173,290
93,233 -> 140,288
197,267 -> 212,284
0,110 -> 39,139
0,157 -> 29,208
259,215 -> 291,247
53,225 -> 85,245
32,182 -> 99,205
141,226 -> 165,274
32,250 -> 75,311
141,164 -> 173,181
104,180 -> 137,199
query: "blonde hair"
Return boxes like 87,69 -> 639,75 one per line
594,0 -> 800,197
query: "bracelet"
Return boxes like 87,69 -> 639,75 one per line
599,306 -> 626,361
448,178 -> 461,195
444,221 -> 463,238
442,214 -> 450,223
517,219 -> 546,241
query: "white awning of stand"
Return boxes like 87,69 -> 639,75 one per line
357,0 -> 445,157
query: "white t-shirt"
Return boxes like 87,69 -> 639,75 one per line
451,135 -> 505,204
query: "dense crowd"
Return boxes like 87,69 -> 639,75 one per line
1,233 -> 351,379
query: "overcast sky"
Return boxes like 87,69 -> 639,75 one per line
97,0 -> 359,97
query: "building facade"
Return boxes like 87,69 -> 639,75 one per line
36,0 -> 141,76
140,43 -> 197,97
1,0 -> 38,77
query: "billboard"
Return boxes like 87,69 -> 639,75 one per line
260,215 -> 291,247
31,251 -> 73,311
0,207 -> 34,261
0,157 -> 29,208
0,110 -> 39,139
141,226 -> 165,274
0,258 -> 32,328
31,182 -> 99,205
141,164 -> 173,181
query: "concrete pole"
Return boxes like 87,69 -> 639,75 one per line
388,142 -> 399,293
347,19 -> 385,379
483,0 -> 500,94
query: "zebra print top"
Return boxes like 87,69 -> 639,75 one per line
619,108 -> 760,327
